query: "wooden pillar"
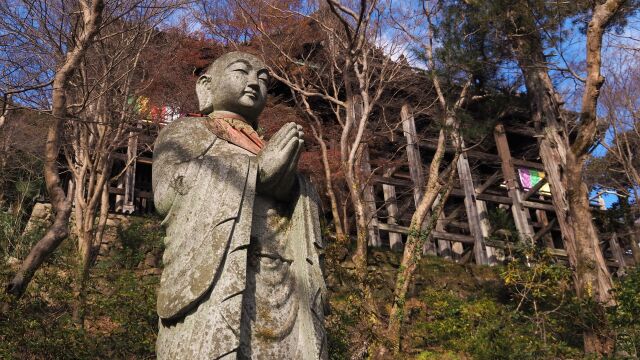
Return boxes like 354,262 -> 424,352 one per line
382,168 -> 403,251
457,152 -> 488,265
609,232 -> 626,275
631,219 -> 640,265
477,200 -> 499,264
401,103 -> 435,254
434,195 -> 452,259
476,171 -> 501,263
359,144 -> 381,247
401,103 -> 425,205
535,206 -> 555,249
494,124 -> 535,242
122,129 -> 138,214
383,184 -> 404,251
115,175 -> 124,212
441,204 -> 465,259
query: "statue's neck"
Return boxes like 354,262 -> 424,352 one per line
209,111 -> 255,129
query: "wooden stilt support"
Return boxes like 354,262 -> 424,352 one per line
382,169 -> 403,251
401,103 -> 435,254
476,171 -> 500,195
494,124 -> 535,242
609,232 -> 626,275
475,170 -> 501,263
456,151 -> 487,265
534,204 -> 555,248
532,218 -> 557,243
122,129 -> 139,214
401,103 -> 425,206
477,200 -> 498,264
359,144 -> 381,247
115,176 -> 124,212
434,195 -> 452,259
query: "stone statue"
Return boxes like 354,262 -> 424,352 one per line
152,51 -> 328,359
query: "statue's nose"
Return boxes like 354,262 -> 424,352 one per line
247,73 -> 259,89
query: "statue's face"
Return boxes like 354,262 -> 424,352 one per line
197,52 -> 268,125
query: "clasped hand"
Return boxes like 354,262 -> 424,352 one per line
256,122 -> 304,201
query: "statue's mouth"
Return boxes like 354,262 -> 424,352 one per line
243,90 -> 258,99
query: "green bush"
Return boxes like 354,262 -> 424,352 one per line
412,286 -> 579,360
610,267 -> 640,357
112,217 -> 164,269
0,216 -> 162,359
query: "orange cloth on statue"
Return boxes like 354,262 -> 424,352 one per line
204,113 -> 265,155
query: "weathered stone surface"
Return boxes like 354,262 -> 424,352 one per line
22,203 -> 52,235
154,52 -> 327,359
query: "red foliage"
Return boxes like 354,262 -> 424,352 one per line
141,27 -> 224,115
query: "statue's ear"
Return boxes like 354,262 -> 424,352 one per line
196,74 -> 213,114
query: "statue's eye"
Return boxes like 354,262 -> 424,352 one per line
233,68 -> 248,74
258,75 -> 268,83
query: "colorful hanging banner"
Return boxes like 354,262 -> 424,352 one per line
518,168 -> 551,195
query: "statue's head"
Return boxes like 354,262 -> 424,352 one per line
196,51 -> 268,126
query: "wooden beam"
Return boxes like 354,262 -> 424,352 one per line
609,232 -> 626,274
377,222 -> 409,234
434,195 -> 452,259
494,123 -> 535,242
371,175 -> 412,187
512,159 -> 545,171
402,103 -> 425,206
450,188 -> 555,211
420,140 -> 500,162
532,218 -> 557,243
477,200 -> 499,264
444,205 -> 465,221
109,187 -> 153,199
401,103 -> 437,255
121,128 -> 139,213
433,231 -> 475,244
456,149 -> 487,264
476,171 -> 501,195
482,240 -> 621,268
521,200 -> 555,212
535,206 -> 556,248
522,178 -> 548,201
377,223 -> 474,244
382,175 -> 403,251
420,140 -> 545,170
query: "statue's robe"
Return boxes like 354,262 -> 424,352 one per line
152,116 -> 327,359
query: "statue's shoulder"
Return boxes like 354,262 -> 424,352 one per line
154,116 -> 217,158
156,116 -> 215,144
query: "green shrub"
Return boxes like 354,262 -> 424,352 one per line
610,267 -> 640,357
0,216 -> 162,359
112,217 -> 164,269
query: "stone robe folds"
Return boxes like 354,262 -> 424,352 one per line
152,117 -> 327,359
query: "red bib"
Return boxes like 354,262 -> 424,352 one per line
204,114 -> 265,155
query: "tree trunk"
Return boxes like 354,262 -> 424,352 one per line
387,127 -> 457,352
6,0 -> 104,300
72,229 -> 93,326
348,156 -> 370,282
631,223 -> 640,265
316,131 -> 346,242
507,0 -> 624,353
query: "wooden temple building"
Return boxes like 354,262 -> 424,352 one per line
109,95 -> 635,273
99,25 -> 634,271
107,122 -> 157,215
355,100 -> 634,271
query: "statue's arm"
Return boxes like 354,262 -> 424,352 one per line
152,118 -> 216,216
